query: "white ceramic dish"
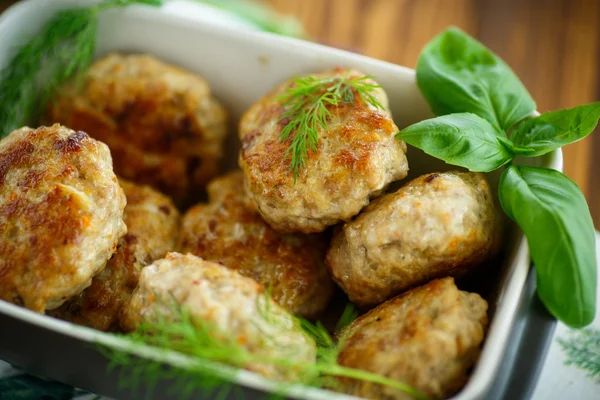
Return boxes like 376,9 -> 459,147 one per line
0,1 -> 562,399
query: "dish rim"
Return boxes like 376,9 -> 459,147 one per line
0,1 -> 564,399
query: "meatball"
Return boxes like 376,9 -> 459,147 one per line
239,68 -> 408,233
120,252 -> 317,380
179,171 -> 334,318
50,179 -> 180,330
49,53 -> 228,205
0,124 -> 126,312
327,171 -> 501,307
336,277 -> 488,400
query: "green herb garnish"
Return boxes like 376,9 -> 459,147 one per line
558,328 -> 600,381
191,0 -> 307,38
398,112 -> 513,172
334,302 -> 359,332
0,0 -> 164,138
101,299 -> 426,399
510,102 -> 600,157
499,166 -> 596,325
277,73 -> 384,179
397,27 -> 599,328
416,27 -> 536,132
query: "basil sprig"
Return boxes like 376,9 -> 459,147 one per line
511,102 -> 600,156
397,28 -> 597,328
417,27 -> 536,131
398,112 -> 513,171
499,166 -> 596,327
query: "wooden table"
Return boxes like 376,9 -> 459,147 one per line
1,0 -> 598,227
267,0 -> 600,227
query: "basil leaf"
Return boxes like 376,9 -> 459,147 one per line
417,27 -> 536,131
396,113 -> 513,172
511,102 -> 600,156
499,165 -> 596,328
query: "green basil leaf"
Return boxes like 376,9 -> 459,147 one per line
396,113 -> 514,171
417,27 -> 536,131
499,165 -> 596,328
511,102 -> 600,156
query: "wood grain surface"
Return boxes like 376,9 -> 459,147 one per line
1,0 -> 598,226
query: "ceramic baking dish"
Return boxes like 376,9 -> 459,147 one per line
0,1 -> 560,399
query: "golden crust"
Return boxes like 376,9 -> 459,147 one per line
239,68 -> 408,233
50,179 -> 180,330
120,252 -> 317,380
0,124 -> 126,312
327,171 -> 502,307
179,171 -> 334,318
337,277 -> 488,399
48,53 -> 228,205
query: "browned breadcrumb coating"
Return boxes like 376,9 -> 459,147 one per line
337,277 -> 488,400
179,171 -> 334,318
327,171 -> 502,307
49,53 -> 228,205
0,124 -> 126,312
120,252 -> 317,380
49,179 -> 180,330
239,68 -> 408,233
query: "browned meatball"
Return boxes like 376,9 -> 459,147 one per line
179,171 -> 334,318
336,277 -> 488,400
0,124 -> 126,312
49,53 -> 228,205
120,252 -> 317,380
327,171 -> 502,307
239,68 -> 408,233
50,179 -> 180,330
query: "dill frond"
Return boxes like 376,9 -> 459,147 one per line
276,73 -> 384,180
335,302 -> 359,332
100,296 -> 427,399
0,8 -> 95,137
0,0 -> 164,138
189,0 -> 307,38
557,328 -> 600,381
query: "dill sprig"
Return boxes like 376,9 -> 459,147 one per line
335,302 -> 359,333
190,0 -> 307,38
557,328 -> 600,381
100,297 -> 427,399
277,73 -> 384,179
0,0 -> 164,138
